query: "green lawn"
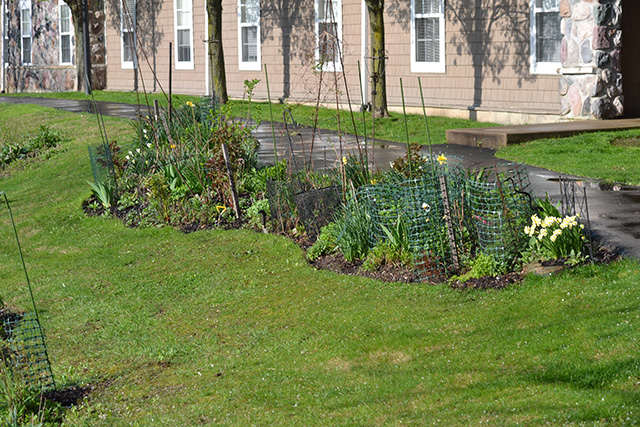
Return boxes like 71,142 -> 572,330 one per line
0,90 -> 496,146
497,129 -> 640,186
1,104 -> 640,425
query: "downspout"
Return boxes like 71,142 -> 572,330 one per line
360,0 -> 367,107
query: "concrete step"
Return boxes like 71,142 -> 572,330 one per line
446,118 -> 640,148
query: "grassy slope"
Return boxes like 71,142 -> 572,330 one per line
497,129 -> 640,186
0,105 -> 639,425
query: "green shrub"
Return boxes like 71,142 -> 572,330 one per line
306,222 -> 340,261
451,253 -> 506,283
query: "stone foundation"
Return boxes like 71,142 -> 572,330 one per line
560,0 -> 623,119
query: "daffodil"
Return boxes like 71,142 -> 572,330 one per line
437,154 -> 447,165
186,101 -> 194,107
342,156 -> 348,165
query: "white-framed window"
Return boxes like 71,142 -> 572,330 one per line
315,0 -> 342,72
411,0 -> 445,73
59,1 -> 72,65
174,0 -> 193,69
20,0 -> 31,65
121,0 -> 136,69
530,0 -> 561,74
238,0 -> 260,71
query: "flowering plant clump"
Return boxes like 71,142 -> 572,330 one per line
524,212 -> 586,260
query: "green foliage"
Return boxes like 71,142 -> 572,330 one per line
522,195 -> 587,262
342,154 -> 370,188
0,125 -> 64,166
334,198 -> 374,262
379,215 -> 410,255
86,181 -> 115,209
306,222 -> 341,261
361,241 -> 413,271
451,253 -> 506,283
0,352 -> 62,427
245,198 -> 270,230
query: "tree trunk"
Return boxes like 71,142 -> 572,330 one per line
207,0 -> 228,104
366,0 -> 389,118
66,0 -> 86,92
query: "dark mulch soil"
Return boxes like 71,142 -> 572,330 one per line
44,385 -> 94,407
311,253 -> 417,283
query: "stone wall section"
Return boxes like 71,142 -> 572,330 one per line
559,0 -> 623,119
4,0 -> 77,92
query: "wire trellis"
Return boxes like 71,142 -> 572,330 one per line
1,192 -> 55,392
559,176 -> 594,259
3,313 -> 55,392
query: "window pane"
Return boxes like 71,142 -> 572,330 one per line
61,34 -> 71,63
536,0 -> 559,10
123,32 -> 134,62
242,26 -> 257,62
22,37 -> 31,63
318,0 -> 326,20
415,17 -> 439,63
416,0 -> 439,15
21,9 -> 31,36
319,22 -> 338,64
536,11 -> 561,62
60,5 -> 70,32
177,28 -> 190,62
123,0 -> 135,31
240,0 -> 258,24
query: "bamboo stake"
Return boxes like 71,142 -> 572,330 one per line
221,143 -> 241,219
264,64 -> 278,163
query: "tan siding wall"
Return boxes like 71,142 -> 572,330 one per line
105,0 -> 208,95
102,0 -> 562,118
382,0 -> 560,115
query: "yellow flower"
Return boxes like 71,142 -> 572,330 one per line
342,156 -> 348,165
437,154 -> 447,165
186,101 -> 194,107
550,229 -> 562,242
170,144 -> 176,149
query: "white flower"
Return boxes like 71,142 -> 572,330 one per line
531,215 -> 542,227
136,148 -> 141,154
143,129 -> 148,135
125,155 -> 130,160
422,202 -> 429,210
550,229 -> 562,242
146,143 -> 152,148
538,228 -> 548,241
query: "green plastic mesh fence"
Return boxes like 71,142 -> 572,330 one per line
88,142 -> 117,188
3,313 -> 55,392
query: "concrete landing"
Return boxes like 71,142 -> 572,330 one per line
447,118 -> 640,148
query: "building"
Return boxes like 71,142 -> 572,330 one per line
1,0 -> 638,124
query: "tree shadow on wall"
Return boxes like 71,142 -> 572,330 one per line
261,0 -> 320,101
387,0 -> 534,119
106,0 -> 165,91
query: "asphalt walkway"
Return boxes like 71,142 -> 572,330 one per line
2,96 -> 639,259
